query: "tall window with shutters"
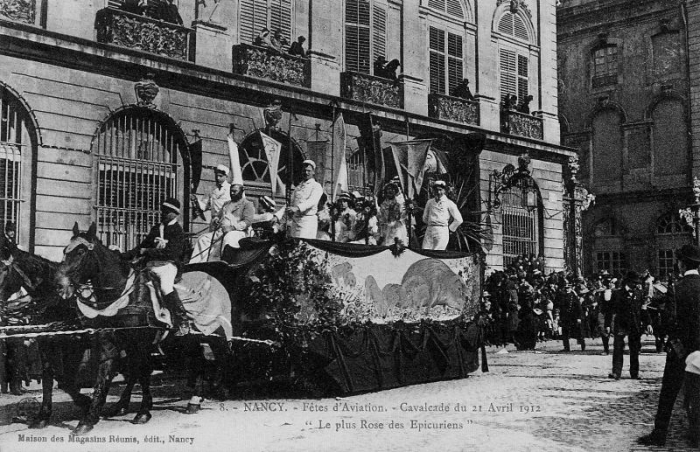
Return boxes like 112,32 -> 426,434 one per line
429,27 -> 463,95
495,11 -> 532,103
239,0 -> 293,46
345,0 -> 387,75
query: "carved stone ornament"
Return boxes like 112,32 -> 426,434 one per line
517,153 -> 531,173
341,72 -> 403,109
134,74 -> 159,106
0,0 -> 35,24
428,93 -> 479,126
263,99 -> 283,130
232,44 -> 310,88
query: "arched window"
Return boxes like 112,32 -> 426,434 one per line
591,109 -> 623,184
239,0 -> 293,46
656,212 -> 691,276
0,86 -> 35,247
501,177 -> 542,267
93,108 -> 188,251
494,10 -> 535,104
345,0 -> 387,74
238,130 -> 304,198
652,99 -> 687,176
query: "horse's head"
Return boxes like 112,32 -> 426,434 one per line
55,222 -> 103,300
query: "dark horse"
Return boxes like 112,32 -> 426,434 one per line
55,223 -> 235,435
0,240 -> 94,428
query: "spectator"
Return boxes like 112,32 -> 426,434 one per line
288,36 -> 307,58
270,29 -> 285,51
451,79 -> 475,101
378,59 -> 401,80
518,95 -> 534,114
254,27 -> 272,47
373,56 -> 387,77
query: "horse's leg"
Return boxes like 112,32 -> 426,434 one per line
184,337 -> 204,414
103,371 -> 135,418
30,344 -> 54,429
131,334 -> 154,424
74,333 -> 118,436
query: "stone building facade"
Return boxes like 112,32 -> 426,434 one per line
0,0 -> 572,271
558,0 -> 700,278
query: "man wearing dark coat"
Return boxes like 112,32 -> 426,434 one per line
121,197 -> 189,335
557,282 -> 583,352
606,271 -> 651,380
639,244 -> 700,446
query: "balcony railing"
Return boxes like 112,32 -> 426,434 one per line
232,44 -> 310,88
340,72 -> 403,109
0,0 -> 36,25
428,93 -> 479,126
501,110 -> 543,140
95,8 -> 192,61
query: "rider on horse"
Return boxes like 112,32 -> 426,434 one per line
120,198 -> 190,336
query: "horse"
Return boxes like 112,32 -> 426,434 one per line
55,222 -> 235,435
0,241 -> 95,428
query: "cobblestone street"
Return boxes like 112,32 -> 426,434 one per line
0,336 -> 695,452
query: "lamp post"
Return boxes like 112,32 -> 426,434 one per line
679,177 -> 700,246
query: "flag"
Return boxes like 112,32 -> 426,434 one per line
331,113 -> 347,201
259,131 -> 282,195
357,113 -> 384,196
188,139 -> 203,192
424,148 -> 449,174
390,140 -> 432,198
227,134 -> 243,186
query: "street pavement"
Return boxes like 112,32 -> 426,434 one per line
0,336 -> 695,452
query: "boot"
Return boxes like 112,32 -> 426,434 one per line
163,291 -> 190,336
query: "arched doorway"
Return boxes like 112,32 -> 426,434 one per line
0,85 -> 38,250
238,129 -> 304,199
92,107 -> 189,251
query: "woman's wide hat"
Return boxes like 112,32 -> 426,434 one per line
676,244 -> 700,264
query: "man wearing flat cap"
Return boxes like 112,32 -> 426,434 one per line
639,244 -> 700,447
122,197 -> 189,335
281,159 -> 323,239
606,270 -> 652,380
422,180 -> 463,250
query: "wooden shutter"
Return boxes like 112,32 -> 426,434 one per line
446,0 -> 464,18
498,13 -> 513,35
499,48 -> 517,99
514,15 -> 529,41
240,0 -> 268,45
372,5 -> 386,61
346,0 -> 371,74
270,0 -> 293,42
517,54 -> 528,100
447,32 -> 463,93
428,0 -> 446,10
429,27 -> 446,94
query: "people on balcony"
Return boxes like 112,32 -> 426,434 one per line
120,0 -> 147,15
518,95 -> 534,114
373,56 -> 387,76
288,36 -> 307,58
451,79 -> 475,101
376,59 -> 401,81
129,0 -> 183,25
502,94 -> 518,111
254,27 -> 273,47
270,29 -> 285,52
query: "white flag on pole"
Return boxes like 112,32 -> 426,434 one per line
259,131 -> 282,195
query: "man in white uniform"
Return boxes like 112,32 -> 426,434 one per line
284,160 -> 323,239
192,164 -> 231,228
421,180 -> 463,251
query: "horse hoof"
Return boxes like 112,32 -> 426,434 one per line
104,406 -> 129,418
131,412 -> 152,424
185,403 -> 201,415
29,419 -> 49,429
72,423 -> 94,436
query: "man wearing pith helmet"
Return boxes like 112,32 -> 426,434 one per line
281,159 -> 323,239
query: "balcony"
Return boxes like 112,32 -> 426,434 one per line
501,110 -> 543,140
428,93 -> 479,126
232,44 -> 310,88
0,0 -> 36,25
95,8 -> 192,61
340,72 -> 403,109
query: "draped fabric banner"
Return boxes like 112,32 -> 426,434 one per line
357,113 -> 384,196
188,139 -> 203,192
332,113 -> 347,201
390,140 -> 432,198
259,131 -> 282,195
227,133 -> 244,186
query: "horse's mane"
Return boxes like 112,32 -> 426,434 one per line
13,248 -> 59,281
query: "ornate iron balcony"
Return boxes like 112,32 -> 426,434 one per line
428,93 -> 479,126
95,8 -> 192,61
340,72 -> 403,109
501,110 -> 543,140
0,0 -> 36,25
232,44 -> 310,88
